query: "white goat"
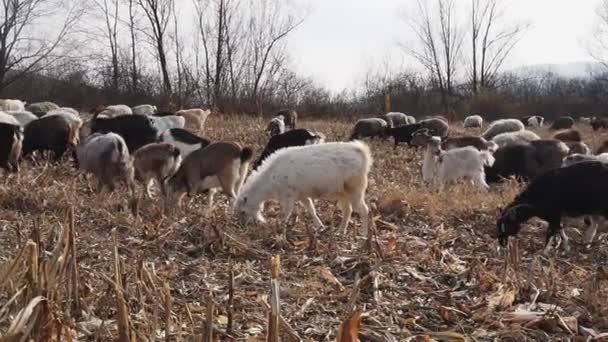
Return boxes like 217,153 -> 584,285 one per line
266,115 -> 286,136
528,116 -> 544,127
234,141 -> 372,235
422,137 -> 494,191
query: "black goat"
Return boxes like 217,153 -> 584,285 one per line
253,129 -> 325,170
384,123 -> 424,149
90,114 -> 158,153
591,117 -> 608,131
23,115 -> 76,161
497,161 -> 608,251
485,139 -> 569,183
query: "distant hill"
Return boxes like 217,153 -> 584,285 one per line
508,62 -> 605,79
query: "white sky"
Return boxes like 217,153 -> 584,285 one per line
288,0 -> 600,91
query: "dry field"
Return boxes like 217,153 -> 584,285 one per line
1,115 -> 607,341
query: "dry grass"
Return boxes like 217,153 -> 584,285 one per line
0,116 -> 607,340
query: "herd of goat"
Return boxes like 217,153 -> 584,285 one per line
1,98 -> 608,254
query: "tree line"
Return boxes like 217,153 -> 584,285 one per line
1,0 -> 608,120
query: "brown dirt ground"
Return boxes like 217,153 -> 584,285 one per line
0,115 -> 607,341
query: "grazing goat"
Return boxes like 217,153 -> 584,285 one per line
43,110 -> 83,144
411,129 -> 496,152
0,122 -> 23,172
463,115 -> 483,128
253,129 -> 325,170
552,129 -> 582,142
485,140 -> 569,183
77,133 -> 134,193
90,114 -> 158,153
350,118 -> 388,140
27,102 -> 59,116
550,116 -> 575,130
276,109 -> 297,129
384,123 -> 424,148
132,104 -> 157,115
0,99 -> 26,112
234,141 -> 372,235
383,112 -> 409,127
167,142 -> 252,209
420,136 -> 494,190
133,143 -> 182,198
482,119 -> 525,140
8,111 -> 38,126
23,115 -> 77,161
266,115 -> 286,137
176,108 -> 211,132
491,130 -> 541,148
497,161 -> 608,252
159,128 -> 211,158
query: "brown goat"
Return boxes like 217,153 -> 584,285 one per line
597,139 -> 608,154
167,142 -> 253,209
276,109 -> 297,129
133,143 -> 182,198
552,129 -> 582,142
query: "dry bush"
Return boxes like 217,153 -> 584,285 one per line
0,115 -> 606,340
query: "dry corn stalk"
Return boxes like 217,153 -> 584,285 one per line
267,255 -> 281,342
113,231 -> 130,342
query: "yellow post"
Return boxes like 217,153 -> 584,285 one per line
384,92 -> 391,114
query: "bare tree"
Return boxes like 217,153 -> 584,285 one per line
247,0 -> 305,112
0,0 -> 85,92
405,0 -> 463,110
93,0 -> 120,90
137,0 -> 173,94
126,0 -> 139,92
469,0 -> 527,93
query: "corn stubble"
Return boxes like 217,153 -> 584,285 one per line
0,116 -> 606,340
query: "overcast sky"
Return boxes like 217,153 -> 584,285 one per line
287,0 -> 600,91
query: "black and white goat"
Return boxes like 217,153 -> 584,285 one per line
253,128 -> 325,170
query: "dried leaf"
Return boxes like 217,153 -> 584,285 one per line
319,267 -> 345,292
386,238 -> 397,252
336,310 -> 364,342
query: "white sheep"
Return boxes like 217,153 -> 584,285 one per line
422,136 -> 494,191
99,105 -> 133,117
0,99 -> 26,112
132,104 -> 157,115
234,141 -> 372,235
482,118 -> 525,140
463,115 -> 483,128
48,107 -> 79,116
176,108 -> 211,132
0,111 -> 21,126
491,130 -> 541,148
7,111 -> 37,126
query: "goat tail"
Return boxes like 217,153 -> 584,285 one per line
67,122 -> 79,148
240,147 -> 253,163
480,150 -> 495,167
351,140 -> 373,175
236,148 -> 253,194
